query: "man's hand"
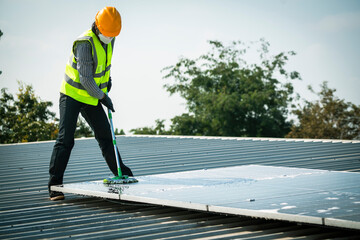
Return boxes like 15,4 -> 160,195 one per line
100,94 -> 115,112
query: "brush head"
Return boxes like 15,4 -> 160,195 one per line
103,175 -> 138,184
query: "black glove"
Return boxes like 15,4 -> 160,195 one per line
100,94 -> 115,112
107,77 -> 112,93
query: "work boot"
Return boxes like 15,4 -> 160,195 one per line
49,191 -> 65,201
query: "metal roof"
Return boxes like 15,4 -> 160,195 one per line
1,135 -> 360,239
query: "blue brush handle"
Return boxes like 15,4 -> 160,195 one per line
106,94 -> 123,178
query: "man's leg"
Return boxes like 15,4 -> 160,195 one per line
48,94 -> 81,194
81,102 -> 133,176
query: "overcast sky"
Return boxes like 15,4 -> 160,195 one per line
1,0 -> 359,133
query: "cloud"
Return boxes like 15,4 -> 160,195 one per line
317,11 -> 360,33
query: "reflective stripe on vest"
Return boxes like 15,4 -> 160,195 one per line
60,29 -> 114,106
64,74 -> 109,90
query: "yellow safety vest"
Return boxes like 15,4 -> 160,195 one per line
60,29 -> 114,105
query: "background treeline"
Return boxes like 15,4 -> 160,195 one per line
131,40 -> 360,140
1,39 -> 359,143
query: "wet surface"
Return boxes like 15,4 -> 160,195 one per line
53,165 -> 360,229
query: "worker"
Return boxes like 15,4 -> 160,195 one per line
48,6 -> 133,201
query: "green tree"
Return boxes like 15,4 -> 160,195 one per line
130,119 -> 170,135
74,116 -> 94,138
114,128 -> 125,135
287,82 -> 360,140
162,39 -> 300,137
0,82 -> 58,143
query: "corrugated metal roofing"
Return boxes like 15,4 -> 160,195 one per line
1,136 -> 360,239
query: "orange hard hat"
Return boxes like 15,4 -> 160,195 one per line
95,7 -> 122,37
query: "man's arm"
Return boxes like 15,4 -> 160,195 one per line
74,41 -> 114,111
74,41 -> 105,99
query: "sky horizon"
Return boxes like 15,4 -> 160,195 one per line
1,0 -> 359,134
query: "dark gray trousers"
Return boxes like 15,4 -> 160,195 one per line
48,94 -> 133,191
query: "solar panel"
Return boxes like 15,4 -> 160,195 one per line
51,165 -> 360,230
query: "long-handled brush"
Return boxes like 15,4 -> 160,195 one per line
103,94 -> 138,184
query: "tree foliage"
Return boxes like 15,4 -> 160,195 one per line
74,116 -> 94,138
287,82 -> 360,140
115,128 -> 125,135
0,82 -> 58,143
130,119 -> 170,135
162,39 -> 300,137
